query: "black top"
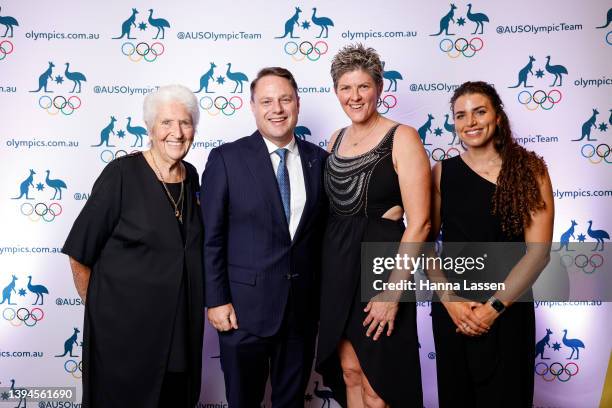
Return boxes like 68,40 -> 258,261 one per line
61,152 -> 204,407
325,124 -> 402,218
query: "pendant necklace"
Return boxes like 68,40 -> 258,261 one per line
148,151 -> 185,223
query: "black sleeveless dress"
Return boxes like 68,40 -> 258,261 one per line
316,125 -> 423,407
431,155 -> 535,407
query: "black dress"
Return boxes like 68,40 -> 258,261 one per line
316,125 -> 423,407
431,155 -> 535,407
62,153 -> 204,408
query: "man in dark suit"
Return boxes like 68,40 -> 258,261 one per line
200,67 -> 328,407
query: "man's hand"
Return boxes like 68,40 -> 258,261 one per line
207,303 -> 238,332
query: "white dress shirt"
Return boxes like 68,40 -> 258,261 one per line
263,136 -> 306,239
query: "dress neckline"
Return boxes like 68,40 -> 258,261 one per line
458,155 -> 498,186
334,124 -> 399,160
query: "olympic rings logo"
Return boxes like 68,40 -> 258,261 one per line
517,89 -> 563,111
199,95 -> 244,117
580,143 -> 611,164
535,361 -> 579,382
376,94 -> 398,115
64,359 -> 83,379
121,41 -> 165,63
561,253 -> 604,274
38,95 -> 82,116
20,202 -> 63,222
283,40 -> 329,62
100,149 -> 141,164
425,147 -> 462,162
2,307 -> 45,327
438,37 -> 484,58
0,40 -> 14,61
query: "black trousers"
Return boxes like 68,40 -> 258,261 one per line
158,372 -> 190,408
218,291 -> 316,408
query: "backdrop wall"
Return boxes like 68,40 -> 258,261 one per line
0,1 -> 610,407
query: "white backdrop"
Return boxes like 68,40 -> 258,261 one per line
0,1 -> 610,407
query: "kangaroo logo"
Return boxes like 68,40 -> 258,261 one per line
126,117 -> 148,147
92,116 -> 117,147
275,7 -> 302,39
418,114 -> 435,146
561,329 -> 585,360
535,328 -> 553,359
147,9 -> 170,40
112,8 -> 138,39
30,61 -> 55,93
509,56 -> 535,88
555,220 -> 577,251
586,220 -> 609,251
12,169 -> 36,200
64,62 -> 87,93
0,275 -> 18,305
544,56 -> 568,87
431,3 -> 457,36
382,61 -> 403,92
55,328 -> 80,358
596,8 -> 612,29
295,125 -> 312,140
0,6 -> 19,38
27,276 -> 48,305
194,62 -> 216,94
573,109 -> 599,142
225,63 -> 248,93
45,170 -> 67,200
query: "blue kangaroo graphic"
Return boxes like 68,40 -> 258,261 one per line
148,9 -> 170,40
535,328 -> 553,359
112,8 -> 138,39
45,170 -> 67,200
126,117 -> 148,147
13,169 -> 36,200
194,63 -> 216,93
382,61 -> 403,92
295,126 -> 311,140
562,329 -> 585,360
544,56 -> 568,87
64,62 -> 87,93
311,8 -> 334,38
226,63 -> 248,93
444,114 -> 458,145
27,276 -> 49,306
508,56 -> 535,88
30,61 -> 55,93
587,220 -> 610,251
0,6 -> 19,38
92,116 -> 117,147
0,275 -> 18,305
572,109 -> 599,141
555,220 -> 577,251
55,328 -> 80,357
466,3 -> 489,35
418,114 -> 434,146
430,3 -> 457,36
275,7 -> 301,39
596,8 -> 612,29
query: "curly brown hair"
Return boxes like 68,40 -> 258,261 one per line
450,81 -> 548,236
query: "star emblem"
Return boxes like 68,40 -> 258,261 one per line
36,182 -> 45,191
304,393 -> 313,402
18,288 -> 27,296
457,17 -> 466,26
598,122 -> 608,132
55,75 -> 64,84
552,342 -> 561,351
577,233 -> 586,243
434,127 -> 443,137
117,130 -> 126,139
138,22 -> 147,31
216,76 -> 226,85
1,391 -> 9,400
535,69 -> 545,78
301,21 -> 311,30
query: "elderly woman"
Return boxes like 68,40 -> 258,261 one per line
62,85 -> 204,407
316,44 -> 429,407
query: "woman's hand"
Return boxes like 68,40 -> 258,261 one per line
442,298 -> 490,336
363,301 -> 399,340
472,303 -> 500,329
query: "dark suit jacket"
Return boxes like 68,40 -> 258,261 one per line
201,131 -> 328,337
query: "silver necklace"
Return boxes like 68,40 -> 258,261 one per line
148,151 -> 184,223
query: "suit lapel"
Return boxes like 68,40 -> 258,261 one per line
293,137 -> 319,242
242,131 -> 290,232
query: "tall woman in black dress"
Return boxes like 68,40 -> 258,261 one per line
62,85 -> 204,407
430,81 -> 554,407
316,44 -> 430,407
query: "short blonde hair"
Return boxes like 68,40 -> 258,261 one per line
330,43 -> 383,90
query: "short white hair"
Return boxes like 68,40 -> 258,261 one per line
143,84 -> 200,130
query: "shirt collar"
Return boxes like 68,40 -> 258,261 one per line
263,135 -> 298,155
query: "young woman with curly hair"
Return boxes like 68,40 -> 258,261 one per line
429,81 -> 554,407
